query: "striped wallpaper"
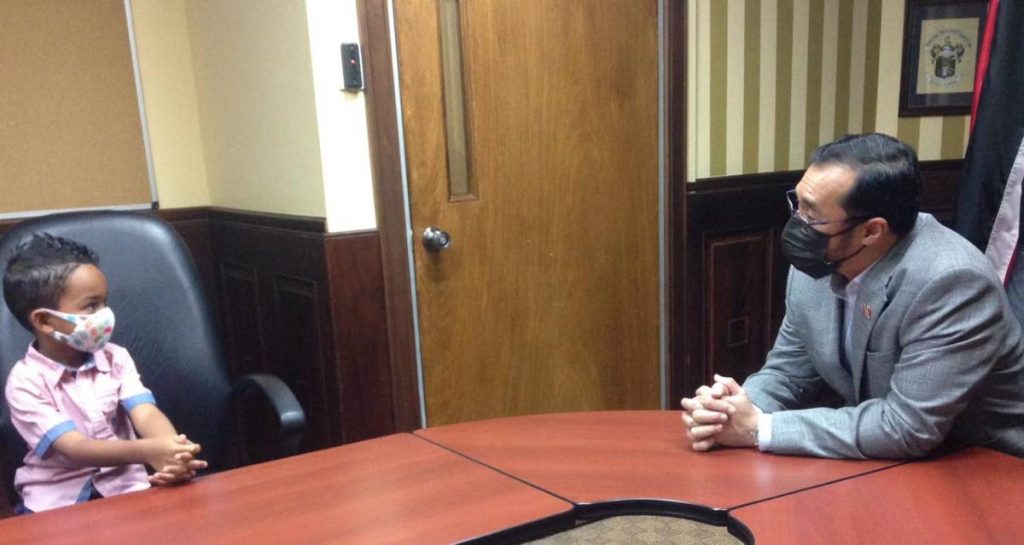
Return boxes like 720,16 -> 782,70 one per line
686,0 -> 972,181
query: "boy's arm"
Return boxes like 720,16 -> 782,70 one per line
6,359 -> 205,485
8,366 -> 192,472
51,430 -> 198,472
111,348 -> 207,481
128,403 -> 209,484
128,403 -> 178,438
113,346 -> 177,440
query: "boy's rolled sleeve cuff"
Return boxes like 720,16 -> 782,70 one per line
121,392 -> 157,412
34,420 -> 76,457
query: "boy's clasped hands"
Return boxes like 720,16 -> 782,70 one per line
145,434 -> 208,486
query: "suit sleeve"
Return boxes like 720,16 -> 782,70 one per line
744,270 -> 826,412
769,267 -> 1009,459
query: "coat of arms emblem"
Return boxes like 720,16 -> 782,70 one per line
929,36 -> 967,79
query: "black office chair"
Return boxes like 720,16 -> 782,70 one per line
0,211 -> 305,506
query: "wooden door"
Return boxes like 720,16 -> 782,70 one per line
395,0 -> 660,426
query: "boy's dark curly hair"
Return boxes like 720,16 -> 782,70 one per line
2,234 -> 99,331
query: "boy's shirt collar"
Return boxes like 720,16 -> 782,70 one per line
24,343 -> 111,389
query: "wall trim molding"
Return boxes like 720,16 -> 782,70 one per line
665,0 -> 689,409
159,206 -> 327,233
356,0 -> 421,431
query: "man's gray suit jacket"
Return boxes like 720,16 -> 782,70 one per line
745,213 -> 1024,459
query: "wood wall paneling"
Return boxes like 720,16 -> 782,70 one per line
207,212 -> 337,452
269,274 -> 332,453
156,208 -> 217,305
919,159 -> 964,225
161,209 -> 398,451
325,232 -> 396,443
705,231 -> 774,382
681,171 -> 796,399
219,263 -> 264,380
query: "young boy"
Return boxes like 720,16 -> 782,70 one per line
2,233 -> 207,513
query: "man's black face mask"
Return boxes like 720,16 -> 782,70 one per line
781,217 -> 867,279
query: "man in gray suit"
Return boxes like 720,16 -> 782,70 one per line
682,133 -> 1024,459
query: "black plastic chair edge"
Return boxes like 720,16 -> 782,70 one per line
230,373 -> 306,459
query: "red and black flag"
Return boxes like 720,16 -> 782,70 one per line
954,0 -> 1024,296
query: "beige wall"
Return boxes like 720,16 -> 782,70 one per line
9,2 -> 975,220
304,0 -> 378,233
133,0 -> 377,232
132,0 -> 378,231
688,0 -> 972,181
183,0 -> 326,219
131,0 -> 209,209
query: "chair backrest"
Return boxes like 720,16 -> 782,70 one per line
0,211 -> 232,504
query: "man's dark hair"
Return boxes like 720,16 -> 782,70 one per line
2,234 -> 99,331
810,133 -> 922,236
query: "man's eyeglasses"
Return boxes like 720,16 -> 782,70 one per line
786,189 -> 871,227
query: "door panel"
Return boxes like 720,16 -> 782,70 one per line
396,0 -> 660,426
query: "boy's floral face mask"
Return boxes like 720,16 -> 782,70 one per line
42,307 -> 115,353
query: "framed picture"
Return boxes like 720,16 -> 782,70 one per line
899,0 -> 988,117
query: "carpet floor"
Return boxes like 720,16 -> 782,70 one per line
526,515 -> 744,545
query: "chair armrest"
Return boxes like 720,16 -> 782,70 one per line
231,373 -> 306,464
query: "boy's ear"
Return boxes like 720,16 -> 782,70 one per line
28,309 -> 56,334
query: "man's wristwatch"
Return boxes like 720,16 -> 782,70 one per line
750,407 -> 764,449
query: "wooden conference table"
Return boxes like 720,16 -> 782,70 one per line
731,446 -> 1024,545
0,411 -> 1020,544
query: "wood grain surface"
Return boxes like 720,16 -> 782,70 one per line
417,411 -> 903,514
3,412 -> 1018,544
0,434 -> 572,545
729,447 -> 1024,545
395,0 -> 661,426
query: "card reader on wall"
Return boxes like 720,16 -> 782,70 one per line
341,43 -> 363,91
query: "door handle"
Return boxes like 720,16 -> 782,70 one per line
422,227 -> 452,252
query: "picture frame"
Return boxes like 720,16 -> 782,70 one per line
899,0 -> 988,117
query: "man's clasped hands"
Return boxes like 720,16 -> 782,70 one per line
679,374 -> 762,450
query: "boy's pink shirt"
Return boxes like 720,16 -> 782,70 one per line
4,342 -> 154,512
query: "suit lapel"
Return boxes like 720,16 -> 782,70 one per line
827,294 -> 857,404
847,219 -> 921,401
848,279 -> 885,401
